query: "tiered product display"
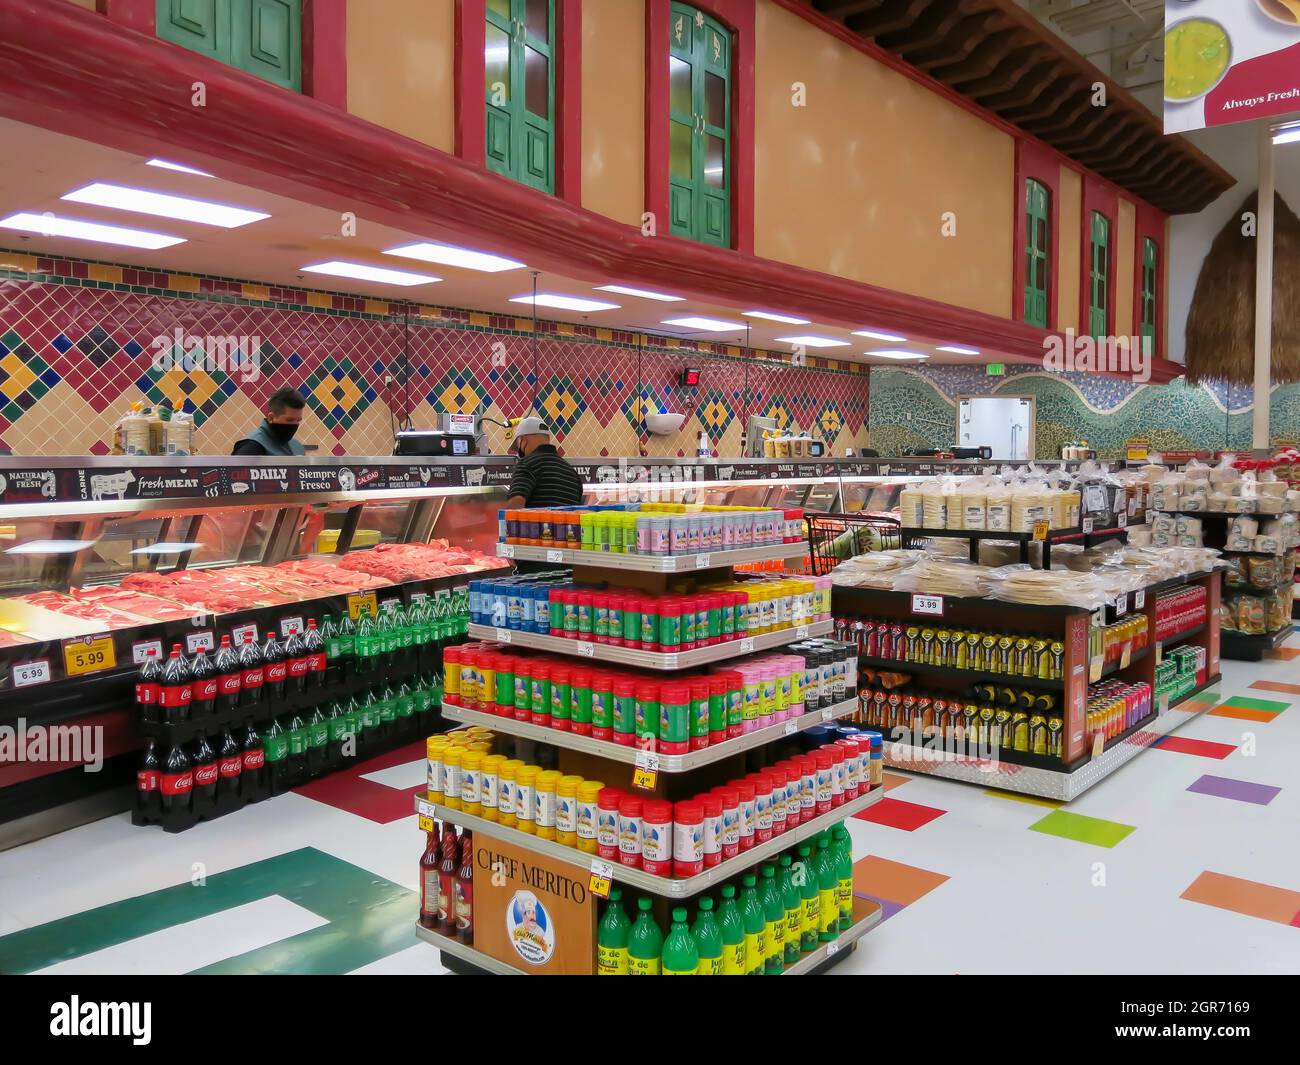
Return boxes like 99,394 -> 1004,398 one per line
415,505 -> 886,974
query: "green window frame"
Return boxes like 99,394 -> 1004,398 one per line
1088,210 -> 1110,339
668,3 -> 732,248
1140,236 -> 1158,354
1024,178 -> 1050,328
484,0 -> 556,195
156,0 -> 301,92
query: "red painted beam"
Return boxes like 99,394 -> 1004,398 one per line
303,0 -> 347,109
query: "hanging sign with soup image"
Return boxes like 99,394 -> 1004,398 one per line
1165,18 -> 1231,102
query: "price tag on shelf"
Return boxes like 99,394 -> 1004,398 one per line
633,751 -> 660,791
576,641 -> 596,658
185,631 -> 214,655
1089,655 -> 1103,683
661,556 -> 678,572
696,554 -> 711,569
911,594 -> 944,617
1155,642 -> 1163,665
1120,641 -> 1132,669
232,622 -> 258,647
784,721 -> 797,735
1134,589 -> 1146,610
1082,517 -> 1095,534
495,628 -> 512,644
131,639 -> 163,666
410,592 -> 429,605
826,940 -> 840,957
589,859 -> 615,899
546,549 -> 565,564
63,635 -> 116,678
1117,511 -> 1128,529
12,660 -> 50,688
740,637 -> 755,654
347,592 -> 378,621
821,708 -> 834,722
379,599 -> 400,613
1032,519 -> 1049,541
499,543 -> 515,559
418,814 -> 435,833
796,625 -> 810,638
416,797 -> 437,820
1158,692 -> 1170,716
1091,732 -> 1105,758
1113,593 -> 1128,616
662,653 -> 679,668
279,616 -> 304,639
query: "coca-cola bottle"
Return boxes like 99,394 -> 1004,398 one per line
214,635 -> 242,714
216,727 -> 242,800
455,832 -> 475,945
136,738 -> 161,817
238,632 -> 264,708
241,718 -> 266,800
189,645 -> 218,720
262,629 -> 288,702
159,644 -> 193,725
303,619 -> 327,690
191,733 -> 218,809
160,742 -> 192,815
284,624 -> 309,696
136,648 -> 161,725
419,821 -> 441,930
437,828 -> 459,935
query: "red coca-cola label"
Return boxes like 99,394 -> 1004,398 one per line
160,771 -> 193,795
218,755 -> 242,778
266,662 -> 288,684
159,684 -> 192,707
136,682 -> 159,705
288,658 -> 309,678
242,748 -> 265,771
218,675 -> 241,696
241,667 -> 264,689
193,763 -> 219,787
194,679 -> 219,701
309,653 -> 327,673
136,769 -> 159,791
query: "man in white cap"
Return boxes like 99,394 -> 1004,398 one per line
503,416 -> 583,511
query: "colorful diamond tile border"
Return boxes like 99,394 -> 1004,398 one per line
535,375 -> 587,437
1185,774 -> 1282,806
427,366 -> 490,415
1180,870 -> 1300,928
0,333 -> 60,422
300,355 -> 373,433
1027,809 -> 1135,848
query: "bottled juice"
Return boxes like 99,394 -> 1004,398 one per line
627,896 -> 663,976
597,888 -> 631,975
692,896 -> 725,975
718,884 -> 747,975
662,906 -> 699,975
833,823 -> 854,931
816,832 -> 840,943
739,873 -> 766,976
760,862 -> 786,974
798,844 -> 819,952
779,854 -> 802,966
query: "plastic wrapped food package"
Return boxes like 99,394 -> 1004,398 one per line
829,549 -> 923,588
892,557 -> 996,598
985,566 -> 1112,608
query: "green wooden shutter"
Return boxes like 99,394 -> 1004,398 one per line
157,0 -> 229,61
1088,211 -> 1110,339
156,0 -> 300,91
1023,178 -> 1050,328
485,0 -> 555,195
668,3 -> 731,248
1140,237 -> 1158,353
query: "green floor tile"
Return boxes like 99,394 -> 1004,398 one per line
1218,696 -> 1290,714
1028,810 -> 1136,848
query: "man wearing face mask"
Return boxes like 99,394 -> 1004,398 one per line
503,417 -> 582,511
232,388 -> 307,456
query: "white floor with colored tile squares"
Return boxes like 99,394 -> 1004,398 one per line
1,640 -> 1299,974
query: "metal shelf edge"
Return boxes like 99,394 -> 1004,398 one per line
495,541 -> 808,572
413,924 -> 524,974
782,903 -> 882,975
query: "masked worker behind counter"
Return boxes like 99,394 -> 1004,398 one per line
232,387 -> 307,456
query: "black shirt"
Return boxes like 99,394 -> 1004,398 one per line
232,438 -> 270,456
508,444 -> 583,506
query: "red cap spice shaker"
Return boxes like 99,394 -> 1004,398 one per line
596,787 -> 623,861
749,771 -> 774,844
814,749 -> 834,814
700,792 -> 723,868
731,778 -> 756,851
672,799 -> 705,878
641,800 -> 673,876
713,785 -> 740,860
617,795 -> 644,869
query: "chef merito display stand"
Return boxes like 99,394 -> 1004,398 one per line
415,545 -> 885,975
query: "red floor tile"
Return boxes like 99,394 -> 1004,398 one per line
854,796 -> 946,832
1151,735 -> 1236,760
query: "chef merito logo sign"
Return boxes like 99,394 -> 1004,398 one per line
151,328 -> 262,382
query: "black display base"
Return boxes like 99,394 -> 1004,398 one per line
439,951 -> 488,975
1221,627 -> 1291,662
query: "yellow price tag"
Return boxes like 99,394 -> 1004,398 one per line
1088,655 -> 1103,683
63,635 -> 117,677
347,592 -> 378,621
1092,732 -> 1105,758
588,859 -> 614,899
1032,520 -> 1050,541
1120,641 -> 1132,669
418,814 -> 434,832
632,767 -> 658,791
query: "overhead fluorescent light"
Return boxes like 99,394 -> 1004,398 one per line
595,284 -> 685,302
385,241 -> 525,273
130,542 -> 205,555
1272,120 -> 1300,145
744,311 -> 811,325
301,260 -> 442,286
662,316 -> 744,332
776,335 -> 850,348
62,183 -> 269,229
0,212 -> 184,250
936,345 -> 980,355
6,539 -> 99,555
866,349 -> 929,361
146,159 -> 214,177
853,329 -> 907,342
510,293 -> 620,312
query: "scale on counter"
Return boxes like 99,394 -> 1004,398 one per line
394,414 -> 481,456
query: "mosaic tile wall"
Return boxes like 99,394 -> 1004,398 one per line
0,252 -> 870,459
868,364 -> 1300,459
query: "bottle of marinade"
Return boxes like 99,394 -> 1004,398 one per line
833,823 -> 855,932
739,873 -> 766,976
627,896 -> 663,976
662,907 -> 699,975
779,854 -> 802,967
816,831 -> 840,943
597,888 -> 631,975
691,896 -> 725,975
718,884 -> 747,975
797,844 -> 820,952
759,863 -> 785,974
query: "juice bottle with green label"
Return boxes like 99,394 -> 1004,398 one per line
833,823 -> 854,932
779,854 -> 801,966
760,862 -> 786,974
816,831 -> 840,943
597,888 -> 631,975
691,896 -> 725,975
627,896 -> 663,976
797,844 -> 819,952
739,873 -> 766,976
662,906 -> 699,975
718,883 -> 747,975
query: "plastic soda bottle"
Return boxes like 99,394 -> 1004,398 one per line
662,906 -> 699,975
779,854 -> 802,966
797,844 -> 820,952
627,896 -> 663,976
739,873 -> 766,976
691,896 -> 725,976
597,888 -> 631,975
833,823 -> 855,932
718,883 -> 747,975
760,862 -> 786,974
816,831 -> 840,943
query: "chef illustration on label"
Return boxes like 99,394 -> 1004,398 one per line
338,467 -> 356,492
89,470 -> 136,501
506,890 -> 556,965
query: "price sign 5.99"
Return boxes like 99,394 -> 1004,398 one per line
63,635 -> 117,677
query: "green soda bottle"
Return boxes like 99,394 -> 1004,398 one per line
321,615 -> 341,668
261,718 -> 290,794
597,887 -> 631,975
342,695 -> 361,757
797,844 -> 819,952
760,863 -> 786,974
779,854 -> 802,966
627,896 -> 663,976
355,612 -> 377,674
833,823 -> 855,932
359,687 -> 380,749
286,711 -> 308,786
396,604 -> 416,652
306,704 -> 328,779
396,680 -> 417,735
338,611 -> 357,668
739,873 -> 766,976
691,896 -> 725,975
379,682 -> 398,737
414,598 -> 434,648
380,605 -> 400,662
717,883 -> 746,976
453,587 -> 470,636
816,832 -> 840,943
432,593 -> 451,649
662,906 -> 699,975
325,699 -> 347,770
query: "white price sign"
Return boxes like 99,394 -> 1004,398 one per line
635,751 -> 660,772
784,720 -> 797,735
1158,692 -> 1170,716
821,708 -> 834,721
410,592 -> 429,605
416,797 -> 437,819
546,549 -> 565,563
911,594 -> 945,617
1113,594 -> 1128,616
826,940 -> 840,957
279,617 -> 304,639
1082,517 -> 1095,534
499,543 -> 515,558
131,639 -> 163,665
232,622 -> 258,647
12,660 -> 50,688
662,653 -> 679,668
1117,511 -> 1128,529
739,637 -> 755,654
494,628 -> 512,643
576,641 -> 596,658
1134,589 -> 1146,609
796,625 -> 810,638
661,556 -> 678,571
696,554 -> 711,569
186,631 -> 215,654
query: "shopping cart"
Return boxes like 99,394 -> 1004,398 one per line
806,512 -> 906,576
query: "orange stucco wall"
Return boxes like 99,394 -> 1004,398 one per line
1116,198 -> 1136,338
582,0 -> 645,226
752,1 -> 1015,319
1058,166 -> 1082,334
347,0 -> 455,153
65,0 -> 96,10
